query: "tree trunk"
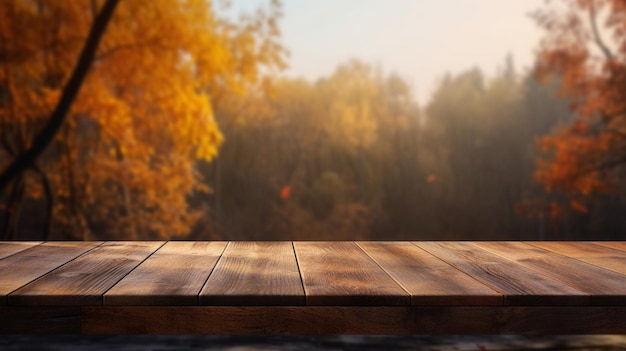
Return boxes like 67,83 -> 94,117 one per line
0,0 -> 120,195
31,164 -> 54,240
1,176 -> 25,240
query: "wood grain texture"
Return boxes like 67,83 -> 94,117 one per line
9,241 -> 163,306
593,241 -> 626,252
416,242 -> 589,305
0,242 -> 41,260
0,241 -> 101,305
528,241 -> 626,275
105,241 -> 227,305
474,241 -> 626,305
200,242 -> 304,305
294,242 -> 409,305
358,242 -> 502,305
2,241 -> 626,335
81,306 -> 626,335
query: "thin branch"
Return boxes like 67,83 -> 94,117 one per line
591,154 -> 626,174
588,0 -> 614,60
0,0 -> 120,194
567,152 -> 626,183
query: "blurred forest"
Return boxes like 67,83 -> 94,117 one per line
2,0 -> 626,240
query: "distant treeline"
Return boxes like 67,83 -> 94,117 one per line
6,57 -> 626,240
194,58 -> 626,240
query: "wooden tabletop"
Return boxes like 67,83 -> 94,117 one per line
2,241 -> 626,307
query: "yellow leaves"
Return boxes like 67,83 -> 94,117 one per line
194,182 -> 212,195
346,104 -> 377,148
0,0 -> 285,239
195,125 -> 224,161
319,61 -> 382,151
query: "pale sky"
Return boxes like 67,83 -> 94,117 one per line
233,0 -> 545,104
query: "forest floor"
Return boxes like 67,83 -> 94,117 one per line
1,335 -> 626,351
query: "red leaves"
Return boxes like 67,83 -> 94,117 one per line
280,185 -> 291,200
570,120 -> 589,135
533,0 -> 626,201
535,122 -> 620,197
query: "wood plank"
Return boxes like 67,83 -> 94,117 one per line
294,242 -> 409,305
0,242 -> 101,305
358,242 -> 502,305
9,241 -> 163,306
105,241 -> 227,305
528,241 -> 626,275
593,241 -> 626,252
416,242 -> 588,305
474,242 -> 626,305
0,307 -> 81,334
0,241 -> 42,260
82,306 -> 626,335
200,242 -> 304,305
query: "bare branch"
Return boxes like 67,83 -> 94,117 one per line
588,0 -> 614,60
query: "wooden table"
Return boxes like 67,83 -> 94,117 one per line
1,241 -> 626,334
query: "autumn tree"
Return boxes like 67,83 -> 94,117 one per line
0,0 -> 119,239
0,0 -> 285,239
533,0 -> 626,211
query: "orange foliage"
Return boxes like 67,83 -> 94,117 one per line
514,197 -> 565,232
280,185 -> 291,200
0,0 -> 285,239
533,0 -> 626,208
570,199 -> 588,213
515,198 -> 561,220
550,201 -> 564,220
